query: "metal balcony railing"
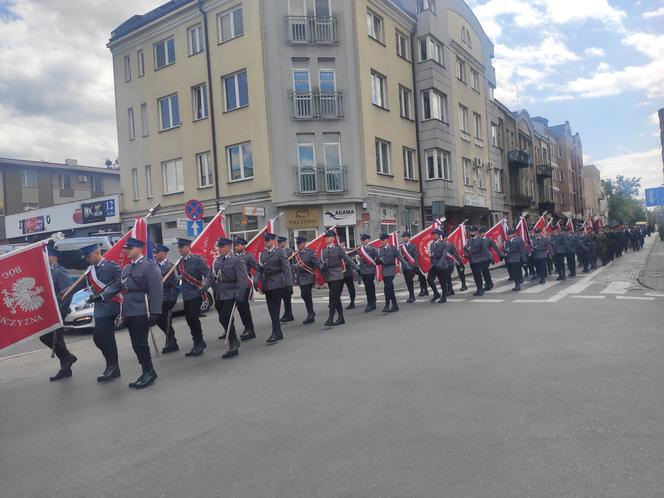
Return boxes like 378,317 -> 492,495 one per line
508,149 -> 532,169
295,166 -> 347,194
287,16 -> 339,44
290,91 -> 344,120
536,164 -> 553,178
511,193 -> 533,208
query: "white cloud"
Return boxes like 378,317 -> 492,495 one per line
596,62 -> 611,72
643,7 -> 664,18
542,0 -> 625,28
595,148 -> 663,189
650,112 -> 661,125
585,47 -> 606,57
545,95 -> 575,102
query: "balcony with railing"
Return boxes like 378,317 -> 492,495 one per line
290,91 -> 344,120
287,16 -> 339,44
536,164 -> 553,179
508,149 -> 532,169
295,166 -> 347,194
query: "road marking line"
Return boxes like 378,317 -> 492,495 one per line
570,295 -> 605,299
600,281 -> 631,294
645,292 -> 664,297
469,298 -> 504,303
616,296 -> 655,301
447,298 -> 467,302
521,280 -> 561,294
513,299 -> 550,303
490,284 -> 516,293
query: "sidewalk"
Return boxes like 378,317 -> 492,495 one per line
639,235 -> 664,291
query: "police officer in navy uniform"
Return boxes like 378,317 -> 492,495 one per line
357,234 -> 378,312
75,243 -> 123,382
341,242 -> 357,310
205,237 -> 249,359
154,244 -> 179,353
531,228 -> 552,284
464,226 -> 492,296
293,236 -> 321,324
427,229 -> 444,301
255,232 -> 293,344
576,228 -> 591,273
175,238 -> 210,357
321,230 -> 360,326
233,237 -> 257,341
503,228 -> 528,291
477,226 -> 503,291
277,236 -> 295,323
434,231 -> 464,302
550,228 -> 568,280
377,234 -> 410,312
399,231 -> 427,302
39,246 -> 78,381
564,227 -> 578,277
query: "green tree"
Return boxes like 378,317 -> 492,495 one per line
602,175 -> 646,224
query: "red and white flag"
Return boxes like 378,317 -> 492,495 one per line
245,218 -> 276,291
304,227 -> 338,287
516,217 -> 531,250
191,211 -> 227,267
484,219 -> 507,264
409,223 -> 438,273
0,242 -> 63,352
544,219 -> 554,236
565,217 -> 574,232
104,217 -> 148,267
533,215 -> 547,235
448,223 -> 469,266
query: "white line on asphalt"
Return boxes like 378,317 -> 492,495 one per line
469,299 -> 504,303
521,280 -> 562,294
616,296 -> 655,301
570,295 -> 606,299
513,299 -> 550,303
645,292 -> 664,298
600,281 -> 631,294
446,298 -> 467,302
489,284 -> 516,293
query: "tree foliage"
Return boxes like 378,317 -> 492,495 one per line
601,175 -> 646,224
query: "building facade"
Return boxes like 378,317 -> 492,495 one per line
582,164 -> 607,221
0,158 -> 121,241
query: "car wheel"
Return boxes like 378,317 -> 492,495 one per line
201,292 -> 214,313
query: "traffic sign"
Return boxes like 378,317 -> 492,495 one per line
184,199 -> 204,221
187,220 -> 203,237
645,187 -> 664,208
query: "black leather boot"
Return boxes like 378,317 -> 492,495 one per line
333,311 -> 345,325
222,340 -> 240,359
303,313 -> 315,325
266,330 -> 283,344
50,368 -> 72,382
132,369 -> 157,389
382,304 -> 390,312
345,301 -> 355,310
240,329 -> 256,341
324,312 -> 336,326
185,340 -> 206,357
162,339 -> 179,354
280,313 -> 294,323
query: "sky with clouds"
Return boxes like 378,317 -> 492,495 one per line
0,0 -> 662,190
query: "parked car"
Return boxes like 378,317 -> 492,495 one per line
54,236 -> 117,271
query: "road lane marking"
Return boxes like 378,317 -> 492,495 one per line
645,292 -> 664,297
600,281 -> 631,294
570,295 -> 605,299
513,299 -> 550,303
469,299 -> 504,303
616,296 -> 655,301
521,280 -> 562,294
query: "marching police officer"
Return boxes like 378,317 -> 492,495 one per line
477,226 -> 503,290
503,228 -> 528,291
357,234 -> 378,312
175,238 -> 210,357
564,227 -> 578,277
464,226 -> 493,296
205,238 -> 249,359
550,228 -> 568,281
292,236 -> 321,324
154,244 -> 179,353
39,246 -> 78,381
576,228 -> 591,273
377,234 -> 410,312
399,231 -> 427,302
255,232 -> 293,344
531,228 -> 552,284
427,229 -> 444,301
277,236 -> 295,323
341,242 -> 357,310
433,231 -> 464,303
233,237 -> 258,341
101,238 -> 162,389
321,230 -> 359,326
75,243 -> 123,382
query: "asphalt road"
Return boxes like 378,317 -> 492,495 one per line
1,238 -> 663,497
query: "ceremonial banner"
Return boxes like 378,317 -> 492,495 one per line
544,220 -> 554,236
533,215 -> 547,234
0,242 -> 63,352
191,211 -> 226,267
565,217 -> 574,232
409,221 -> 441,274
304,227 -> 337,287
104,217 -> 149,267
447,223 -> 469,266
516,217 -> 531,250
484,219 -> 507,264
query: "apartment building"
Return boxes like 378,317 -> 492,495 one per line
109,0 -> 421,245
550,121 -> 585,218
582,164 -> 607,220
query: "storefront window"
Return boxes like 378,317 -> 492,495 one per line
228,213 -> 259,241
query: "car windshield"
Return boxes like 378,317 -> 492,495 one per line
71,289 -> 90,305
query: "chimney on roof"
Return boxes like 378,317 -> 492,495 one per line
65,158 -> 78,166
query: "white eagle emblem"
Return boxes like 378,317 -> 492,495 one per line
2,277 -> 45,315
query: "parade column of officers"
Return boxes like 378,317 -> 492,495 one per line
41,223 -> 650,389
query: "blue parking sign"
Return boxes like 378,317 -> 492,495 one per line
645,187 -> 664,207
187,220 -> 203,237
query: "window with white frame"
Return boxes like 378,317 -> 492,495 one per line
123,55 -> 131,82
395,30 -> 409,60
367,10 -> 384,43
476,167 -> 485,188
228,213 -> 259,242
375,139 -> 391,175
403,147 -> 416,180
488,86 -> 495,101
59,173 -> 72,190
192,83 -> 208,120
459,104 -> 469,133
491,123 -> 498,147
470,69 -> 480,91
493,168 -> 502,193
456,57 -> 466,83
141,103 -> 148,137
196,152 -> 213,187
128,107 -> 135,140
137,49 -> 145,77
218,7 -> 243,43
417,0 -> 435,12
323,133 -> 342,168
162,158 -> 184,194
227,142 -> 253,181
419,36 -> 444,65
462,157 -> 472,185
158,94 -> 180,130
399,85 -> 412,119
144,165 -> 153,198
131,168 -> 139,200
422,88 -> 447,122
90,175 -> 102,193
188,24 -> 204,55
224,70 -> 248,111
425,148 -> 451,180
21,169 -> 37,187
154,37 -> 175,69
474,113 -> 482,140
370,70 -> 387,108
318,59 -> 336,92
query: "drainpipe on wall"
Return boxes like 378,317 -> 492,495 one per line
410,30 -> 426,226
198,0 -> 221,211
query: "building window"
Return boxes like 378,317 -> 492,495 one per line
218,7 -> 243,43
224,70 -> 248,111
456,57 -> 466,83
195,152 -> 213,188
491,123 -> 498,147
425,148 -> 451,180
188,24 -> 204,55
162,158 -> 184,194
422,88 -> 448,122
417,0 -> 436,12
470,69 -> 480,92
137,49 -> 145,77
370,70 -> 387,109
141,103 -> 149,137
477,167 -> 485,189
493,168 -> 502,193
461,26 -> 472,49
91,175 -> 103,193
227,142 -> 253,181
128,107 -> 135,140
367,10 -> 384,43
144,165 -> 153,198
123,55 -> 131,82
21,169 -> 38,187
229,212 -> 259,242
419,36 -> 444,66
158,94 -> 180,130
474,113 -> 482,140
154,36 -> 175,69
399,85 -> 412,119
462,158 -> 472,185
59,173 -> 72,190
192,83 -> 208,120
459,104 -> 469,134
375,139 -> 391,175
403,147 -> 416,180
23,202 -> 39,211
323,133 -> 342,168
131,168 -> 139,200
395,30 -> 409,60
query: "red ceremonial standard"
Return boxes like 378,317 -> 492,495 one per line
409,220 -> 442,273
484,219 -> 508,264
246,218 -> 276,291
0,242 -> 63,352
191,211 -> 227,267
304,226 -> 340,287
104,217 -> 148,267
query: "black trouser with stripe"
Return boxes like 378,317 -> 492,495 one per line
328,280 -> 344,319
343,276 -> 356,303
183,296 -> 203,343
237,288 -> 254,332
427,269 -> 442,298
565,253 -> 576,276
470,262 -> 489,291
265,288 -> 284,334
362,273 -> 376,304
40,328 -> 73,366
506,262 -> 523,286
126,315 -> 153,373
300,283 -> 314,315
93,316 -> 119,368
157,300 -> 176,344
216,298 -> 238,345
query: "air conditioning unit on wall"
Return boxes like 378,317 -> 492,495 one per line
473,158 -> 482,168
